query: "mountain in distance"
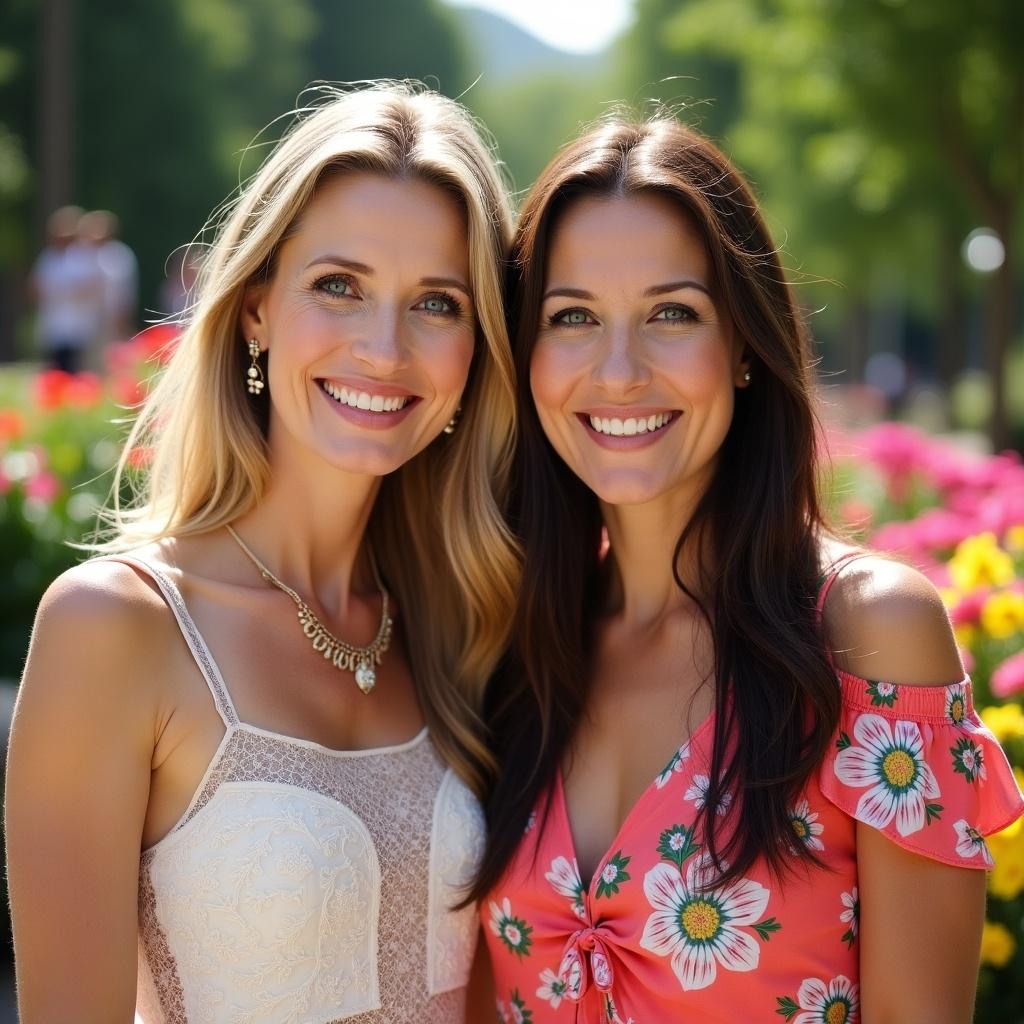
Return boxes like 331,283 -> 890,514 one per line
454,6 -> 604,84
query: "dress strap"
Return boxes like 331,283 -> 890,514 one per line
100,554 -> 240,727
815,550 -> 874,622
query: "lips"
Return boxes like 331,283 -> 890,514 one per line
315,378 -> 421,430
585,411 -> 675,437
318,380 -> 414,413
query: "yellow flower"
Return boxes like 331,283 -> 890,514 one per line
981,591 -> 1024,639
988,814 -> 1024,901
980,921 -> 1016,968
939,587 -> 960,610
1006,525 -> 1024,554
980,703 -> 1024,743
989,845 -> 1024,900
954,623 -> 978,649
949,533 -> 1015,592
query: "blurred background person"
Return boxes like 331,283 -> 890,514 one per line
80,209 -> 138,360
158,246 -> 201,321
28,205 -> 103,374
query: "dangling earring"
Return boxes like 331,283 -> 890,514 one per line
443,404 -> 462,435
246,338 -> 265,395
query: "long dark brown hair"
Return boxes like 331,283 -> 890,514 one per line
469,116 -> 840,902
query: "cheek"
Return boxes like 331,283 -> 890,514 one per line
529,341 -> 577,418
421,331 -> 475,396
663,338 -> 734,402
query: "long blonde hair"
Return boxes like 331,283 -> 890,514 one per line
102,83 -> 520,797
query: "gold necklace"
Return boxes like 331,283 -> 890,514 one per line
226,525 -> 393,694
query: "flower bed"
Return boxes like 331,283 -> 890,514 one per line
829,422 -> 1024,1016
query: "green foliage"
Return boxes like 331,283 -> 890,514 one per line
2,0 -> 470,310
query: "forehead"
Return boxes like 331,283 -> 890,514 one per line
546,191 -> 710,287
280,171 -> 470,272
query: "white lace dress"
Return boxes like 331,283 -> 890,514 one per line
115,556 -> 485,1024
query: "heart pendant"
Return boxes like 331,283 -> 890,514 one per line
354,661 -> 376,695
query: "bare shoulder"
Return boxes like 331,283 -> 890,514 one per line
821,553 -> 963,686
35,555 -> 170,648
20,556 -> 176,719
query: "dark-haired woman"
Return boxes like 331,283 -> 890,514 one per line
472,119 -> 1024,1024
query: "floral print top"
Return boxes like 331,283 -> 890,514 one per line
483,577 -> 1024,1024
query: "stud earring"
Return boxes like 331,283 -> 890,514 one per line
443,404 -> 462,435
743,370 -> 751,383
246,338 -> 265,395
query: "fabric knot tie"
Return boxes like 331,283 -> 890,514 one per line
558,926 -> 615,1002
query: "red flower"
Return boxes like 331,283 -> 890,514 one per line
134,324 -> 181,365
63,372 -> 104,410
0,408 -> 25,442
126,445 -> 153,470
34,369 -> 74,410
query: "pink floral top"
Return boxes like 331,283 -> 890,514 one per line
483,583 -> 1024,1023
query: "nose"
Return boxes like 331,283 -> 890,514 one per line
350,307 -> 407,375
592,323 -> 649,394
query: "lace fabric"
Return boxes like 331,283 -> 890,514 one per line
104,555 -> 483,1024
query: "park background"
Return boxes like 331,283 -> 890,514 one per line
1,0 -> 1023,1020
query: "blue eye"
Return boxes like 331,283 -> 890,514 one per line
653,304 -> 698,323
417,292 -> 463,316
551,308 -> 593,327
315,275 -> 354,297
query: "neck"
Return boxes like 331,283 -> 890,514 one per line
601,486 -> 709,629
230,435 -> 382,620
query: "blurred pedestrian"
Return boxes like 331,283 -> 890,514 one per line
80,208 -> 138,354
29,205 -> 103,374
158,246 -> 200,320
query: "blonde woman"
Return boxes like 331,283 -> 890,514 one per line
6,83 -> 519,1023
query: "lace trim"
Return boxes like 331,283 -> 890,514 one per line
427,769 -> 485,995
103,555 -> 238,726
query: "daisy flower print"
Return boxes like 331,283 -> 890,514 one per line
685,773 -> 733,817
639,852 -> 772,991
776,974 -> 859,1023
544,856 -> 586,920
953,819 -> 993,866
789,800 -> 825,852
833,713 -> 941,836
490,898 -> 534,959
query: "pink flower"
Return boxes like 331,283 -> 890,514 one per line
949,590 -> 988,627
991,652 -> 1024,699
24,471 -> 61,503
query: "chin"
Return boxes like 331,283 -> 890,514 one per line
318,441 -> 414,478
584,470 -> 671,507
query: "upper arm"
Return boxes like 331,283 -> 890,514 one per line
6,562 -> 164,1022
823,556 -> 964,685
824,557 -> 983,1022
465,924 -> 496,1024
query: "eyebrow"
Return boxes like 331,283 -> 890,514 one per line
542,280 -> 712,302
304,256 -> 472,297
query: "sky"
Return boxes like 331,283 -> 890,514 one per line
442,0 -> 635,54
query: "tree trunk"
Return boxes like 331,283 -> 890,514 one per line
36,0 -> 75,235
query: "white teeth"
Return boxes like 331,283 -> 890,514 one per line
588,412 -> 674,437
320,382 -> 410,413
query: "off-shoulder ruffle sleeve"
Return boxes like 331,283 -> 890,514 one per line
818,670 -> 1024,869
